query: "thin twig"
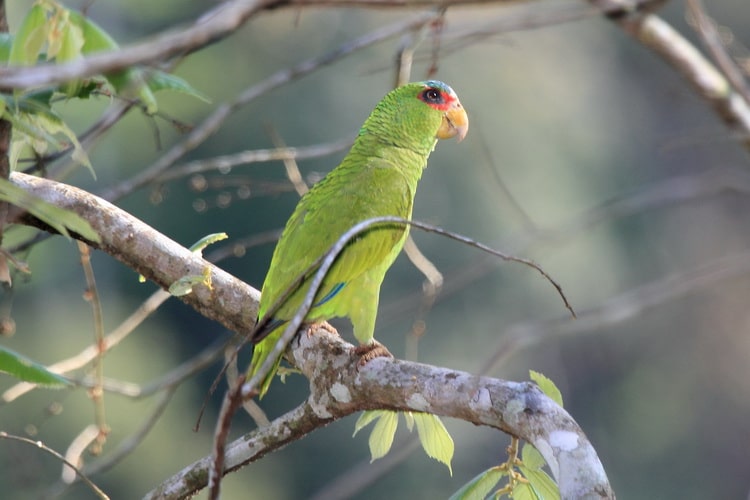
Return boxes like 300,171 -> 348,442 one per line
246,215 -> 575,396
267,125 -> 310,196
402,236 -> 443,361
77,242 -> 109,455
685,0 -> 750,106
0,432 -> 110,500
155,137 -> 353,183
62,424 -> 99,484
208,215 -> 574,497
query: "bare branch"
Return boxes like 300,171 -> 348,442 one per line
9,172 -> 260,335
154,137 -> 353,184
147,330 -> 614,500
482,247 -> 750,375
597,3 -> 750,148
77,242 -> 109,455
268,125 -> 310,196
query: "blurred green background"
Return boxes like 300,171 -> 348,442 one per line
2,0 -> 750,498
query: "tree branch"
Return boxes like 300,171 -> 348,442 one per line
9,172 -> 259,334
147,329 -> 614,499
0,0 -> 660,92
595,2 -> 750,149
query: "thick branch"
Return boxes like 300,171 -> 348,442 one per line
9,172 -> 259,334
147,330 -> 614,499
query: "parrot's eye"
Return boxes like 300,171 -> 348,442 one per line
421,88 -> 443,104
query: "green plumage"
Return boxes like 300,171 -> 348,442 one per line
249,81 -> 466,397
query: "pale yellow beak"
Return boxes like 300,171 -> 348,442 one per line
437,101 -> 468,142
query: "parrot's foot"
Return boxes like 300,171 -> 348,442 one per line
305,321 -> 339,337
354,340 -> 393,366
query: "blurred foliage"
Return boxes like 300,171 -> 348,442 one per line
1,0 -> 750,499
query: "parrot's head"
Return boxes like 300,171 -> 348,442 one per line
360,80 -> 468,154
415,80 -> 468,143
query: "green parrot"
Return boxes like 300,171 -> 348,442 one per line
249,80 -> 468,397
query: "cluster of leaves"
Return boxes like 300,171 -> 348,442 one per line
0,0 -> 206,174
354,409 -> 455,472
0,0 -> 204,393
351,371 -> 561,499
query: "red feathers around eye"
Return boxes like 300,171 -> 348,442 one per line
417,86 -> 456,111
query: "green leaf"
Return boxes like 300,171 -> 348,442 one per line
16,89 -> 55,108
188,232 -> 228,255
29,108 -> 93,175
352,410 -> 398,461
0,346 -> 71,387
404,410 -> 415,431
353,409 -> 381,436
521,443 -> 546,470
68,11 -> 158,114
9,4 -> 49,66
509,482 -> 538,500
368,410 -> 398,461
5,97 -> 93,176
449,467 -> 506,500
529,370 -> 563,407
55,14 -> 86,97
123,68 -> 158,115
413,412 -> 454,474
0,33 -> 14,62
146,70 -> 210,103
0,177 -> 100,242
69,10 -> 119,54
516,465 -> 560,500
6,110 -> 62,156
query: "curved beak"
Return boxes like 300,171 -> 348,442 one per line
436,101 -> 468,142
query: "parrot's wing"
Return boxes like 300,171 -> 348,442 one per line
256,157 -> 416,329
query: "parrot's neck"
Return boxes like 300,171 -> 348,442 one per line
351,132 -> 433,185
